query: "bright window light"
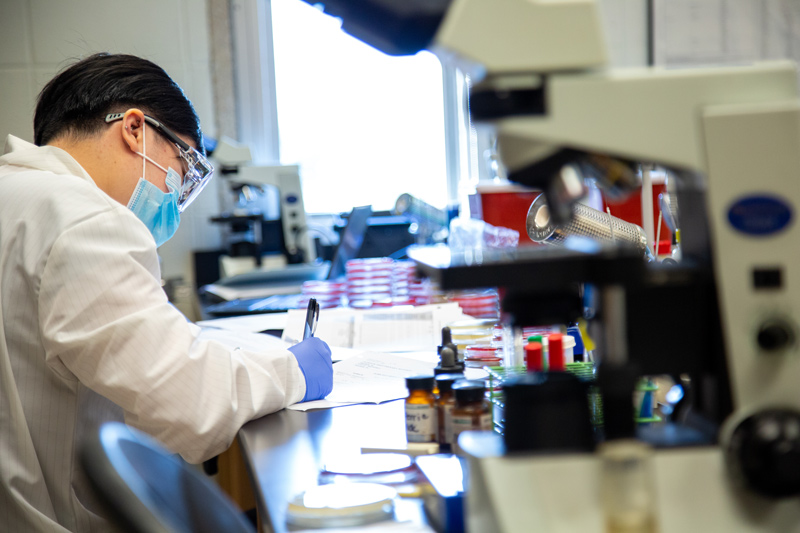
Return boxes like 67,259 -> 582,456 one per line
271,0 -> 448,214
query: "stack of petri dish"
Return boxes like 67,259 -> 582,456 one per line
391,261 -> 415,297
297,280 -> 347,309
448,318 -> 500,368
522,326 -> 557,339
449,319 -> 496,352
408,279 -> 432,306
449,289 -> 500,319
345,258 -> 395,308
389,260 -> 417,307
463,344 -> 503,368
410,278 -> 448,306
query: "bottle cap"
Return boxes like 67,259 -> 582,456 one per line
567,326 -> 584,356
446,342 -> 461,360
525,341 -> 543,372
405,375 -> 434,391
441,346 -> 455,367
445,342 -> 465,370
434,347 -> 462,375
453,380 -> 486,404
549,333 -> 565,371
435,373 -> 465,393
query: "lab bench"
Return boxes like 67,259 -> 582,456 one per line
238,400 -> 432,532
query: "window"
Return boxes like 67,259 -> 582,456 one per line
270,0 -> 450,214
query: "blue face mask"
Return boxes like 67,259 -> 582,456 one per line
127,169 -> 181,247
127,121 -> 182,247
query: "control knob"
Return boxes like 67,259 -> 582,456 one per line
727,410 -> 800,498
757,319 -> 794,352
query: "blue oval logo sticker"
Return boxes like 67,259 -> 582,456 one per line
727,195 -> 793,236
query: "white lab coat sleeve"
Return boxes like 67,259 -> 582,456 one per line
37,209 -> 306,463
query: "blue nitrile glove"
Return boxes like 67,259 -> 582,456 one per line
288,337 -> 333,402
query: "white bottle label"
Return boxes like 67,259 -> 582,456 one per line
451,413 -> 492,454
406,403 -> 436,442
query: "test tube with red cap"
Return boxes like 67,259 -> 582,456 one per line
549,333 -> 565,371
525,342 -> 543,372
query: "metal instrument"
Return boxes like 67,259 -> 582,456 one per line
526,193 -> 649,257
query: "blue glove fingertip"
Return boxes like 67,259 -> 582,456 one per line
289,337 -> 334,402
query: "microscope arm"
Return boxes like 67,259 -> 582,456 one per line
306,0 -> 800,514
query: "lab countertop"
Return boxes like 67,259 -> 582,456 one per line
238,400 -> 430,533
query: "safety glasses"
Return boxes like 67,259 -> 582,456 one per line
105,113 -> 214,213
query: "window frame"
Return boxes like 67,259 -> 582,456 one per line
230,0 -> 469,212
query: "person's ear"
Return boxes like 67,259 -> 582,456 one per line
120,109 -> 146,153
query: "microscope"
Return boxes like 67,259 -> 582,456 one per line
210,139 -> 315,270
304,0 -> 800,530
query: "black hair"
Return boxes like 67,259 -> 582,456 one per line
34,53 -> 204,154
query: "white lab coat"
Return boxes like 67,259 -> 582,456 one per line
0,135 -> 306,531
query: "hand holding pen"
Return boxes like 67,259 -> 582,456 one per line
290,297 -> 332,402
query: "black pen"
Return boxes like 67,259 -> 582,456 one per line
303,298 -> 319,340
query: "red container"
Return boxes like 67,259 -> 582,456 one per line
603,183 -> 672,256
474,182 -> 541,247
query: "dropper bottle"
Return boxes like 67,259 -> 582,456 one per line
438,326 -> 465,371
434,347 -> 462,377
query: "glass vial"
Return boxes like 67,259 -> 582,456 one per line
435,373 -> 465,452
451,380 -> 492,455
599,439 -> 659,533
405,375 -> 437,443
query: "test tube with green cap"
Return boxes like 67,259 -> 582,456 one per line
527,335 -> 545,370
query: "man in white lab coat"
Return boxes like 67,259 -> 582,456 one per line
0,53 -> 333,531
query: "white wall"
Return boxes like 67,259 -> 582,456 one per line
0,0 -> 223,314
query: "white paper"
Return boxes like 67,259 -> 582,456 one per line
282,306 -> 358,347
287,352 -> 436,411
352,310 -> 437,352
325,352 -> 435,403
282,303 -> 466,351
329,345 -> 365,362
196,327 -> 291,352
197,312 -> 289,333
285,399 -> 362,411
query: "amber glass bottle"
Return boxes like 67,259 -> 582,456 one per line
450,380 -> 492,455
434,373 -> 464,452
405,375 -> 437,443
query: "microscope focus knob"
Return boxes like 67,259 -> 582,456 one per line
757,320 -> 794,352
727,410 -> 800,498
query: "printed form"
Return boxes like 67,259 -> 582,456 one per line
282,303 -> 465,351
288,352 -> 437,411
